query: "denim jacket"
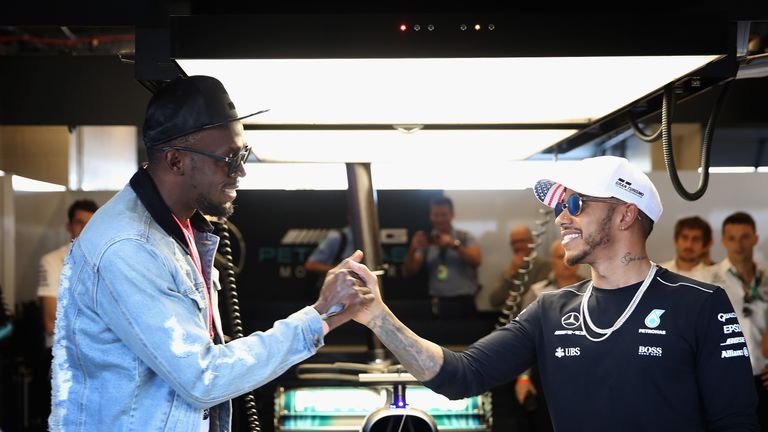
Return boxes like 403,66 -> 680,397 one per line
50,168 -> 326,431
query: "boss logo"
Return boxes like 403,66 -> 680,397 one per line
638,346 -> 663,356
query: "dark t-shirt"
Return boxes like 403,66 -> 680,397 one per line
425,267 -> 758,431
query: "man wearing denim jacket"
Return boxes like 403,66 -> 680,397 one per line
49,75 -> 373,431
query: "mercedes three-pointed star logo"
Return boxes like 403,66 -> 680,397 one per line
561,312 -> 581,328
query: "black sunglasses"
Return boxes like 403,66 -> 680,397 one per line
161,145 -> 251,177
555,193 -> 622,218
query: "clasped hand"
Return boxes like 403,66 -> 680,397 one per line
312,250 -> 381,331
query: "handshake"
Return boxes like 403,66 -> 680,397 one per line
311,250 -> 385,332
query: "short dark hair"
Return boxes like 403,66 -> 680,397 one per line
430,196 -> 453,212
638,210 -> 654,239
674,216 -> 712,245
68,199 -> 99,222
722,211 -> 756,234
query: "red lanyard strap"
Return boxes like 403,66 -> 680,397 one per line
173,214 -> 215,340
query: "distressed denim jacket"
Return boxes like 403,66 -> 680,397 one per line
50,168 -> 326,431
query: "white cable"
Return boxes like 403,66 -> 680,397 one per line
396,412 -> 407,432
580,263 -> 657,342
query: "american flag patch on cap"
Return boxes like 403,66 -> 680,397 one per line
533,180 -> 565,208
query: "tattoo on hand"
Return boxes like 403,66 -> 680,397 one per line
620,252 -> 647,265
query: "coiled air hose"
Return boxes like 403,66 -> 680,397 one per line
213,219 -> 261,432
497,209 -> 553,328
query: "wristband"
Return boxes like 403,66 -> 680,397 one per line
321,319 -> 330,336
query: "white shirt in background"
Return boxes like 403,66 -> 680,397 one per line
710,258 -> 768,376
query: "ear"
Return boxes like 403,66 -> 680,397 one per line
619,203 -> 641,229
163,149 -> 185,175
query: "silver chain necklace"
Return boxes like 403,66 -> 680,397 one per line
580,262 -> 657,342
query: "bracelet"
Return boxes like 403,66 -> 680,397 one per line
516,374 -> 531,383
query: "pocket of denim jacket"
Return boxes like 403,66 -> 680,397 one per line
178,267 -> 207,311
186,284 -> 207,311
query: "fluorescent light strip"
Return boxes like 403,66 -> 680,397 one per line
180,56 -> 719,125
240,163 -> 348,190
12,175 -> 67,192
244,129 -> 576,163
697,166 -> 759,174
239,160 -> 581,190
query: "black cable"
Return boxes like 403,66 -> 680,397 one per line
214,221 -> 262,432
661,81 -> 732,201
627,94 -> 675,143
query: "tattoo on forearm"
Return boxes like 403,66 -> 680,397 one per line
369,314 -> 441,380
620,252 -> 647,265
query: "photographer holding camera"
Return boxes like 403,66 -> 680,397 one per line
404,196 -> 482,318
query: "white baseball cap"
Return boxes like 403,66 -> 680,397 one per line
532,156 -> 663,223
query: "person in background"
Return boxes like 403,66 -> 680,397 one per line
659,215 -> 714,281
305,225 -> 355,276
404,196 -> 482,318
37,199 -> 99,348
49,75 -> 373,431
350,156 -> 758,431
512,239 -> 585,432
711,211 -> 768,430
490,225 -> 551,310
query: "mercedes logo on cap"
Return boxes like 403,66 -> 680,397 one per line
561,312 -> 581,328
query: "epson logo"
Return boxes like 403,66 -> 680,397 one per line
638,346 -> 663,356
717,312 -> 737,322
723,324 -> 742,334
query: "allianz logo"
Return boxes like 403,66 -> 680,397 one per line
638,346 -> 663,357
721,347 -> 749,358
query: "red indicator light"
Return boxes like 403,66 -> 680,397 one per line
400,24 -> 407,32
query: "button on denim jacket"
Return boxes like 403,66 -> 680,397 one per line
50,169 -> 325,431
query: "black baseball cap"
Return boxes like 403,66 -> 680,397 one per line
143,75 -> 268,148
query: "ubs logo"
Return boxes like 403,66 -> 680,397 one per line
555,346 -> 581,358
561,312 -> 581,329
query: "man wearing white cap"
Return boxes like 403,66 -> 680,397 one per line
346,156 -> 759,431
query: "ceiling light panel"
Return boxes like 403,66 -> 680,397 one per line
243,129 -> 577,163
179,56 -> 719,125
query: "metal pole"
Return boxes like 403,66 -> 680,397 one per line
345,163 -> 386,361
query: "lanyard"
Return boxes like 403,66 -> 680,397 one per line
727,267 -> 764,302
172,214 -> 215,340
